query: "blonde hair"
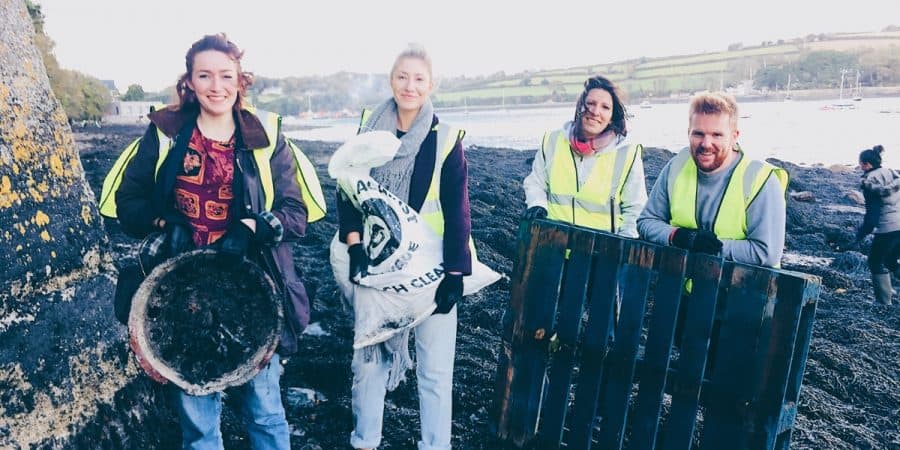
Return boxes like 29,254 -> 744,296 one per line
391,43 -> 433,80
689,91 -> 739,127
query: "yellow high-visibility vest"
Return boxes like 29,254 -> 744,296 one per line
541,129 -> 641,232
98,108 -> 326,223
358,109 -> 464,236
668,148 -> 788,240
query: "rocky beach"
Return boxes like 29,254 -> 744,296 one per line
72,124 -> 899,449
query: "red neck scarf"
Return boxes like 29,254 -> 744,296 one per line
569,127 -> 617,156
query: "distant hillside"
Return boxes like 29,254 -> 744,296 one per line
434,28 -> 900,108
159,27 -> 900,117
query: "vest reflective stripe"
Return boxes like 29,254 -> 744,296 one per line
154,130 -> 172,176
419,123 -> 465,236
98,128 -> 171,218
287,140 -> 327,223
543,129 -> 640,232
250,108 -> 279,212
359,109 -> 373,133
241,108 -> 328,221
98,108 -> 332,220
358,109 -> 465,236
668,148 -> 788,240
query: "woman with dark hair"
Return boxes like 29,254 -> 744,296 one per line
857,144 -> 900,305
114,33 -> 312,448
522,75 -> 646,236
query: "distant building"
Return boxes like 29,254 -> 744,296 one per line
100,79 -> 119,99
104,101 -> 159,124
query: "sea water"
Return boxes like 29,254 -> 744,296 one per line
286,97 -> 900,167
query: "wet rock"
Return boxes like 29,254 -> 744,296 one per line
286,387 -> 328,409
829,164 -> 855,174
0,3 -> 142,448
0,1 -> 107,301
43,125 -> 900,448
846,190 -> 865,205
790,190 -> 815,202
302,322 -> 330,337
829,251 -> 868,277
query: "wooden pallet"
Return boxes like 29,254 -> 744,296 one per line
491,220 -> 820,450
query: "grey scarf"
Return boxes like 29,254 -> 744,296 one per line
365,97 -> 434,203
351,97 -> 434,391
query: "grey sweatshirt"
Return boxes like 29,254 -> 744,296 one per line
637,148 -> 786,267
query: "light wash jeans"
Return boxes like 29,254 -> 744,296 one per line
170,353 -> 290,450
350,306 -> 458,450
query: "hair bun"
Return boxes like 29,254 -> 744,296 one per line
874,144 -> 885,154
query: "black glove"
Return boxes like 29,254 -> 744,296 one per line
671,228 -> 723,255
522,206 -> 548,220
434,273 -> 463,315
693,230 -> 723,254
113,264 -> 144,325
217,220 -> 254,267
163,220 -> 194,259
347,243 -> 368,283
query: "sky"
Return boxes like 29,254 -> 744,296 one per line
35,0 -> 900,93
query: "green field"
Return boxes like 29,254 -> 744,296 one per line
434,31 -> 900,106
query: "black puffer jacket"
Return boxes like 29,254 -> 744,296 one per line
116,106 -> 310,354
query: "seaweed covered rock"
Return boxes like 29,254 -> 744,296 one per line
0,2 -> 151,447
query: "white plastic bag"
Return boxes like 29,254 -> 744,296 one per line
329,131 -> 500,349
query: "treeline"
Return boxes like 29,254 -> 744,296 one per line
238,43 -> 900,116
30,0 -> 900,120
250,73 -> 391,115
754,48 -> 900,91
28,1 -> 111,121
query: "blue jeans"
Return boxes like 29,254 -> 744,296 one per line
170,353 -> 290,450
350,306 -> 457,450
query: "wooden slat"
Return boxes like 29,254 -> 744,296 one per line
538,228 -> 596,448
743,271 -> 809,448
700,264 -> 777,450
493,220 -> 569,446
491,220 -> 540,438
660,254 -> 723,450
595,241 -> 656,449
566,233 -> 623,450
492,220 -> 822,450
628,246 -> 688,450
775,276 -> 819,449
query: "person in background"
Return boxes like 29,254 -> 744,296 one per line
522,75 -> 646,237
637,91 -> 788,267
336,43 -> 471,450
115,33 -> 309,449
855,145 -> 900,305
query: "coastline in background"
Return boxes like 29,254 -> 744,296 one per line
286,97 -> 900,167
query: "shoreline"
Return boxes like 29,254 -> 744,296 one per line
67,126 -> 900,449
431,87 -> 900,113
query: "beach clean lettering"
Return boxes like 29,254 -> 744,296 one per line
382,266 -> 445,293
356,179 -> 419,223
387,242 -> 421,272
